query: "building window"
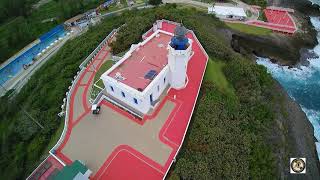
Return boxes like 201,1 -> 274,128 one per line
110,86 -> 114,92
157,85 -> 160,92
133,98 -> 138,104
121,91 -> 125,98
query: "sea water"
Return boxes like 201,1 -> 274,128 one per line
310,0 -> 320,7
256,17 -> 320,158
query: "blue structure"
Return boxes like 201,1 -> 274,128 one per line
0,25 -> 66,86
40,25 -> 64,42
170,25 -> 189,50
103,0 -> 115,8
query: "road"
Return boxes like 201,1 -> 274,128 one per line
163,0 -> 259,20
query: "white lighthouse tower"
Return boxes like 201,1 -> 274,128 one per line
168,25 -> 193,89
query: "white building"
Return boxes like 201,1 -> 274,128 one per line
208,5 -> 247,21
101,22 -> 193,116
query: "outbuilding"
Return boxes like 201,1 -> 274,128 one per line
208,5 -> 247,21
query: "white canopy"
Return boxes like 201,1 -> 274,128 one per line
209,6 -> 247,17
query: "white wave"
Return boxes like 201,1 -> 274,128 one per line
301,107 -> 320,141
309,0 -> 320,7
256,58 -> 316,82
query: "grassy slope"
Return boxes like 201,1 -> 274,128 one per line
94,60 -> 114,88
226,23 -> 272,36
204,58 -> 234,96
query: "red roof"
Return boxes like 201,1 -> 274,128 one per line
108,32 -> 172,91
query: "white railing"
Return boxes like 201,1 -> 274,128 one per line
79,28 -> 118,69
141,28 -> 153,40
49,67 -> 85,159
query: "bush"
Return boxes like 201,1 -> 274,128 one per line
149,0 -> 162,6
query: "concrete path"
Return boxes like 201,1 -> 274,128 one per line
163,0 -> 259,20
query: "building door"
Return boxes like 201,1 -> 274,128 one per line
150,94 -> 153,104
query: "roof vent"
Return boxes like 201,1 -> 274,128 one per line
144,70 -> 157,80
114,72 -> 126,81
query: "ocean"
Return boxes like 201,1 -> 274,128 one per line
310,0 -> 320,6
256,17 -> 320,157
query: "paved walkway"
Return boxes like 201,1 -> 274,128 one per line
163,0 -> 259,20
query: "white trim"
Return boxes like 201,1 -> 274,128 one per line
26,155 -> 50,180
49,151 -> 66,166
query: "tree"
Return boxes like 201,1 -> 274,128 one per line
149,0 -> 162,6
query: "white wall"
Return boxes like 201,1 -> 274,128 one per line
143,66 -> 170,105
102,66 -> 170,114
168,39 -> 192,89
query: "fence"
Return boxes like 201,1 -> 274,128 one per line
79,28 -> 118,69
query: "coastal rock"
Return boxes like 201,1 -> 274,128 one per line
268,0 -> 320,16
271,81 -> 320,179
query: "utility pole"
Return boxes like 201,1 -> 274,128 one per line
1,79 -> 44,129
20,106 -> 44,129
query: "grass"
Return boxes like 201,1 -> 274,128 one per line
120,0 -> 128,7
204,58 -> 234,96
135,0 -> 145,4
258,10 -> 267,21
91,60 -> 114,99
226,23 -> 272,36
42,120 -> 64,154
246,10 -> 253,18
94,60 -> 114,87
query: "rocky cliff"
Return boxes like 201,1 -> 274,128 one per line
271,81 -> 320,179
227,0 -> 320,66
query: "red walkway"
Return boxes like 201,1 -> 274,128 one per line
246,7 -> 297,34
53,21 -> 208,180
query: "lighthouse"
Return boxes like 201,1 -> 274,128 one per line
168,24 -> 193,89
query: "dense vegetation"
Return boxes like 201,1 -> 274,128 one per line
149,0 -> 162,6
0,15 -> 124,179
0,4 -> 279,179
242,0 -> 267,8
0,0 -> 105,64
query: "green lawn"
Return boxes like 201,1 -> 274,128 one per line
91,60 -> 114,99
204,58 -> 234,96
94,60 -> 114,88
135,0 -> 145,4
226,23 -> 272,36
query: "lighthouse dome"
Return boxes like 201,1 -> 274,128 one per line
170,25 -> 189,50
